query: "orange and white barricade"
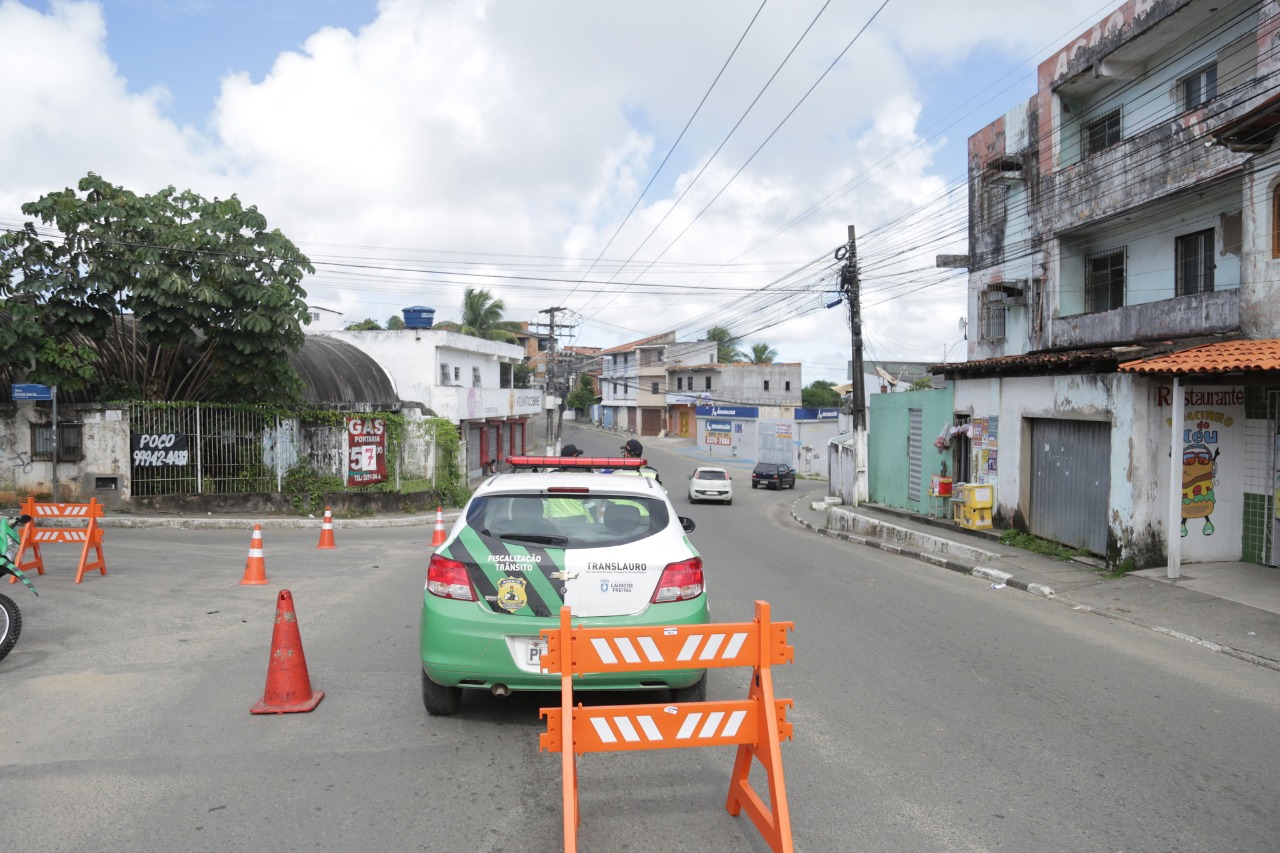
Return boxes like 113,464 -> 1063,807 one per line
539,600 -> 795,853
11,496 -> 107,584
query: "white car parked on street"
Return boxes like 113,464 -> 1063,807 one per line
687,466 -> 733,505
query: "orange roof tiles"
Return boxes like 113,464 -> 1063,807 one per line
1117,339 -> 1280,375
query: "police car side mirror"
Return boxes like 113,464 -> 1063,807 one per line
679,516 -> 696,533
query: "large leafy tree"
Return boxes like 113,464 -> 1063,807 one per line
706,325 -> 743,364
748,342 -> 778,364
802,380 -> 842,408
565,374 -> 597,414
433,287 -> 522,343
0,173 -> 314,402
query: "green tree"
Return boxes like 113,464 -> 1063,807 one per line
748,342 -> 778,364
432,287 -> 522,343
0,173 -> 313,402
566,374 -> 597,413
706,325 -> 743,364
513,362 -> 532,388
386,314 -> 405,330
346,318 -> 383,330
802,380 -> 842,408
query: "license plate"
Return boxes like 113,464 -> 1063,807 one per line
527,640 -> 547,665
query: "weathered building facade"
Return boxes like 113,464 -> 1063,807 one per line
941,0 -> 1280,569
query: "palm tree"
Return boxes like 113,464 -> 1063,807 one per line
706,325 -> 743,364
433,288 -> 522,343
749,342 -> 778,364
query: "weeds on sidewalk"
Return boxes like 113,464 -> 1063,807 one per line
998,529 -> 1086,561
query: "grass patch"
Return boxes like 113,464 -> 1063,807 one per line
998,529 -> 1084,560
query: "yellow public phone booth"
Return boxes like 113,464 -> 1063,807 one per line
952,483 -> 994,530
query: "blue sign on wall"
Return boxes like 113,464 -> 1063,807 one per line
795,407 -> 840,420
695,405 -> 759,418
12,384 -> 53,401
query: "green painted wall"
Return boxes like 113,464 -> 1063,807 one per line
868,387 -> 954,513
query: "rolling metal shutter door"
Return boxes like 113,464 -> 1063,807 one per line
1030,418 -> 1110,555
467,425 -> 483,473
908,408 -> 923,502
641,409 -> 662,436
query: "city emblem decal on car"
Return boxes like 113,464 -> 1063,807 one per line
496,576 -> 529,613
599,578 -> 609,593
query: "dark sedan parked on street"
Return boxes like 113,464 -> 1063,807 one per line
751,462 -> 796,490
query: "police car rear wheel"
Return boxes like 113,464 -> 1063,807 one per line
421,668 -> 462,716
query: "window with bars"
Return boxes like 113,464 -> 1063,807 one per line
1085,248 -> 1126,313
1183,65 -> 1217,111
980,290 -> 1007,341
472,366 -> 482,387
440,363 -> 451,385
31,423 -> 84,462
1175,229 -> 1215,296
1083,108 -> 1122,156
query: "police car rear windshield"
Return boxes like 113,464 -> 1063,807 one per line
467,494 -> 669,548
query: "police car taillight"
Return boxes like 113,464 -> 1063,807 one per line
651,557 -> 704,603
426,553 -> 476,601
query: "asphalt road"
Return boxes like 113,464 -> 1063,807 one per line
2,427 -> 1278,852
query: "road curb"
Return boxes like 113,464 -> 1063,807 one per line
789,495 -> 1280,674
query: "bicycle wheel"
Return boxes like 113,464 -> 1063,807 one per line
0,592 -> 21,662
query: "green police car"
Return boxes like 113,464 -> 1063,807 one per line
419,456 -> 709,716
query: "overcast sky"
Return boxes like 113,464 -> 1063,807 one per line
0,0 -> 1115,384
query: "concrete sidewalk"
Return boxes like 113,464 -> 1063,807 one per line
790,488 -> 1280,674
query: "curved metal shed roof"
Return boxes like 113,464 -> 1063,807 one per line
288,335 -> 399,406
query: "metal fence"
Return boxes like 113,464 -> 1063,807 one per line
126,404 -> 410,497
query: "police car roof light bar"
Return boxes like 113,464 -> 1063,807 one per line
505,456 -> 646,469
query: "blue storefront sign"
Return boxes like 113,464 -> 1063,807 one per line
795,407 -> 840,420
12,384 -> 53,401
705,420 -> 732,432
695,405 -> 759,418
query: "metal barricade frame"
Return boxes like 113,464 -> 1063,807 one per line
538,600 -> 795,853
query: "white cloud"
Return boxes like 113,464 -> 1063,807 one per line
0,0 -> 1120,382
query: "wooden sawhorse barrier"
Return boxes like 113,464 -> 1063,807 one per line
539,600 -> 795,852
10,496 -> 107,584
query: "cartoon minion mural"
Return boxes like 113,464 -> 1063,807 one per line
1181,442 -> 1220,537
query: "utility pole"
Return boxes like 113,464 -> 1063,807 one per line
839,225 -> 865,430
539,306 -> 567,449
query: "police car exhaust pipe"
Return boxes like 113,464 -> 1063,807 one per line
492,684 -> 511,697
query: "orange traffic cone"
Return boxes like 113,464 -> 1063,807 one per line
250,589 -> 324,714
240,524 -> 268,585
317,506 -> 336,549
431,506 -> 448,547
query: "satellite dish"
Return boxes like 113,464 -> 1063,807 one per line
875,366 -> 898,386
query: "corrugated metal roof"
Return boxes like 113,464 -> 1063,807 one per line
1117,339 -> 1280,375
288,336 -> 399,405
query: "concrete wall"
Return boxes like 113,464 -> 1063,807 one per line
0,403 -> 131,505
716,364 -> 802,406
1240,146 -> 1280,337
